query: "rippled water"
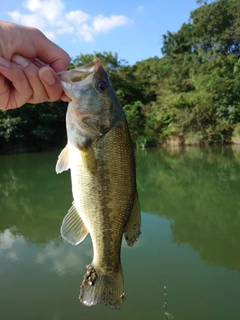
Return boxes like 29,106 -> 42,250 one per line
1,146 -> 240,319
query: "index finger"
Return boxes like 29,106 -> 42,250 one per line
2,23 -> 70,72
30,30 -> 70,72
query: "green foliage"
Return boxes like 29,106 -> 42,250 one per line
123,101 -> 144,140
71,51 -> 128,72
0,114 -> 21,140
0,100 -> 67,154
123,100 -> 154,148
157,0 -> 240,145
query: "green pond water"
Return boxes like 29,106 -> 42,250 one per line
1,146 -> 240,320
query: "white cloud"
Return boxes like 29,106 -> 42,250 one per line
77,23 -> 95,42
55,19 -> 74,35
93,14 -> 130,33
7,0 -> 131,43
8,10 -> 22,22
44,31 -> 56,41
65,10 -> 90,25
23,0 -> 64,22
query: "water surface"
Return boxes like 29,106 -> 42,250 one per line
1,146 -> 240,319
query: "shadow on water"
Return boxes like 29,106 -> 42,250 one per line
136,145 -> 240,272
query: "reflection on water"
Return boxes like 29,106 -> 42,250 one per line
136,145 -> 240,272
0,147 -> 240,319
0,152 -> 71,244
0,227 -> 92,277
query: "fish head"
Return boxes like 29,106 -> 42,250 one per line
58,58 -> 121,147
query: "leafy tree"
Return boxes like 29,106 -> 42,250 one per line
71,51 -> 127,72
0,100 -> 67,154
158,0 -> 240,144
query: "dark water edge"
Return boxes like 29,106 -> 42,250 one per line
0,137 -> 239,156
0,139 -> 66,155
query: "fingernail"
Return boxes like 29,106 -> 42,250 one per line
40,68 -> 55,85
0,57 -> 11,68
12,54 -> 28,67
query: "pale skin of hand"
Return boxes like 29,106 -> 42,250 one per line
0,20 -> 71,110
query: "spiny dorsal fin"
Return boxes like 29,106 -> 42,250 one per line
124,191 -> 141,247
61,202 -> 89,245
56,145 -> 70,174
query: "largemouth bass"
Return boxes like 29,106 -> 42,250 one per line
56,58 -> 141,309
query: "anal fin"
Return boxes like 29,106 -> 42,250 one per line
61,202 -> 89,245
124,191 -> 141,247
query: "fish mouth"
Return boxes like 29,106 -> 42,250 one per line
57,58 -> 103,83
57,58 -> 105,99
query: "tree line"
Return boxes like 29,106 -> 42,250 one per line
1,0 -> 240,153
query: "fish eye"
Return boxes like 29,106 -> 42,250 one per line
97,80 -> 108,91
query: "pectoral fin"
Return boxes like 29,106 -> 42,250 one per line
61,202 -> 89,245
124,192 -> 141,247
56,145 -> 70,174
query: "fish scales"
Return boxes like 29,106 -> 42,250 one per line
72,120 -> 135,272
56,58 -> 141,309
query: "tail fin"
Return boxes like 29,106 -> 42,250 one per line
79,264 -> 125,309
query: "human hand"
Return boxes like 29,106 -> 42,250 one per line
0,20 -> 71,111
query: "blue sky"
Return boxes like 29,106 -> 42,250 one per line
1,0 -> 201,65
